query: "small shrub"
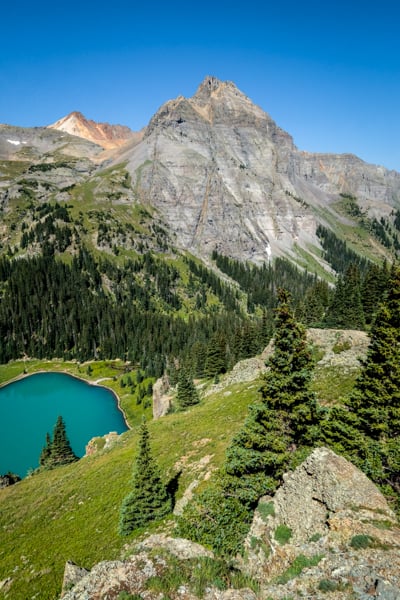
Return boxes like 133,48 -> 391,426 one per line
309,532 -> 323,542
350,534 -> 373,549
332,339 -> 351,354
276,554 -> 324,584
274,524 -> 292,545
258,501 -> 275,521
250,536 -> 259,550
318,579 -> 338,592
366,519 -> 393,530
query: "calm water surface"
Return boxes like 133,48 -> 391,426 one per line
0,372 -> 128,477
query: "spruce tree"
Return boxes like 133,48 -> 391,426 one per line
119,419 -> 171,535
38,417 -> 78,469
324,263 -> 365,329
179,289 -> 320,555
347,264 -> 400,439
222,289 -> 319,504
205,332 -> 227,378
49,416 -> 78,467
39,432 -> 52,468
176,367 -> 199,409
260,288 -> 319,444
345,264 -> 400,487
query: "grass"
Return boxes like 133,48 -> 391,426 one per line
0,365 -> 258,600
349,534 -> 374,549
145,555 -> 260,598
258,501 -> 275,521
311,365 -> 359,405
276,554 -> 324,584
274,524 -> 292,545
0,334 -> 371,599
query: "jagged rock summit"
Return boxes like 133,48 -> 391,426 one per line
60,448 -> 400,600
121,75 -> 400,265
49,111 -> 141,149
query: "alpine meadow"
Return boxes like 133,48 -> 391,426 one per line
1,77 -> 400,600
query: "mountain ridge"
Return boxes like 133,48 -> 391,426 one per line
1,75 -> 400,272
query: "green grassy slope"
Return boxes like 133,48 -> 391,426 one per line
0,369 -> 259,600
0,347 -> 362,600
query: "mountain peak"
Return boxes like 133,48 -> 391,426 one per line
48,112 -> 137,150
192,75 -> 239,104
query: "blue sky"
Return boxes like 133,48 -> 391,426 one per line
1,0 -> 399,170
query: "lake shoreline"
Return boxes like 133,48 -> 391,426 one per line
0,369 -> 130,477
0,369 -> 131,430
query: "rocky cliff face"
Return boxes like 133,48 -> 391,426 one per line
2,76 -> 400,270
121,76 -> 400,264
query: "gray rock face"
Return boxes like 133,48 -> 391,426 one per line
152,374 -> 172,419
271,447 -> 394,542
242,447 -> 400,599
121,76 -> 400,264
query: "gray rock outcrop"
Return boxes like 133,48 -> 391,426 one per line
152,374 -> 172,419
242,447 -> 400,599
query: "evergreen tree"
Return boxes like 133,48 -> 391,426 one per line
361,261 -> 389,324
179,289 -> 320,555
347,264 -> 400,440
49,416 -> 78,467
38,416 -> 78,469
222,289 -> 319,504
321,264 -> 400,497
205,332 -> 227,378
176,367 -> 200,409
119,419 -> 171,535
39,432 -> 52,468
324,264 -> 365,329
260,289 -> 320,444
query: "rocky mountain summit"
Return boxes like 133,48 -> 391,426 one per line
49,111 -> 142,150
60,448 -> 400,600
1,76 -> 400,271
120,76 -> 400,264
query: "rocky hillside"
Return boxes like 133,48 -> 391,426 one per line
59,448 -> 400,600
1,76 -> 400,273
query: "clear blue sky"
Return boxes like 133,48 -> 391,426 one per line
1,0 -> 399,170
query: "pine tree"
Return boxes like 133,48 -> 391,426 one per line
38,416 -> 78,469
222,289 -> 319,504
179,289 -> 320,555
205,332 -> 227,378
361,262 -> 389,324
321,264 -> 400,496
39,432 -> 52,467
324,263 -> 365,329
176,367 -> 199,409
347,264 -> 400,439
49,416 -> 78,467
260,288 -> 320,444
119,419 -> 171,535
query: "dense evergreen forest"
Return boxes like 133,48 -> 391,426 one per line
0,226 -> 390,380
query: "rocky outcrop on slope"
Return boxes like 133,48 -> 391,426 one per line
242,447 -> 400,598
60,449 -> 400,600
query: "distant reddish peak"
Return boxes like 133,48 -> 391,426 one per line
47,112 -> 139,149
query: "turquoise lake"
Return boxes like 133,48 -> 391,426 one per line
0,372 -> 128,477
